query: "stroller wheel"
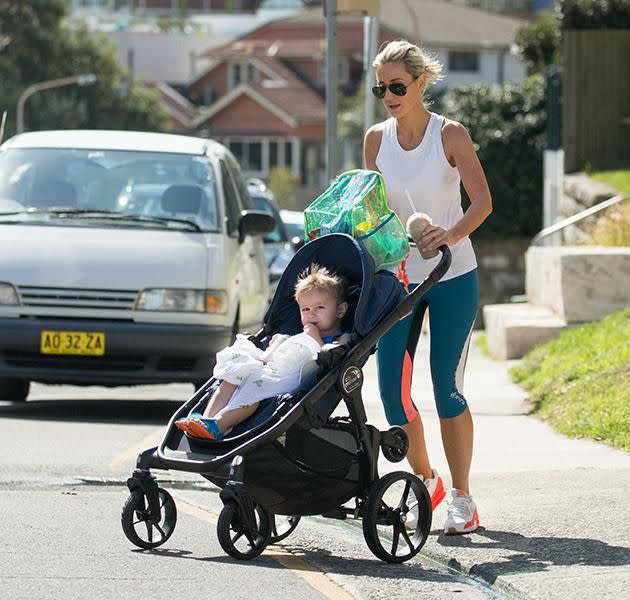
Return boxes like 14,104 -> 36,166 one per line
362,471 -> 431,563
381,426 -> 409,463
217,500 -> 271,560
121,487 -> 177,549
269,515 -> 301,544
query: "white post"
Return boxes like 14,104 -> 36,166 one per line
291,138 -> 301,179
543,148 -> 564,245
363,15 -> 379,133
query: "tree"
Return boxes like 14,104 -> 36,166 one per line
0,0 -> 168,138
515,10 -> 561,74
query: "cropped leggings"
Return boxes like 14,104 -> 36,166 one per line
376,268 -> 479,424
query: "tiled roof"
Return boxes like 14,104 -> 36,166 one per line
246,1 -> 526,49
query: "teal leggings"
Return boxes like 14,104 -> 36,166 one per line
376,269 -> 479,423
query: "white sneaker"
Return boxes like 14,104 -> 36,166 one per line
444,488 -> 480,535
405,469 -> 446,529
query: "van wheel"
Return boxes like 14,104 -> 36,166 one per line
0,378 -> 30,402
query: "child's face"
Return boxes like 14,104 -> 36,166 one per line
297,288 -> 348,337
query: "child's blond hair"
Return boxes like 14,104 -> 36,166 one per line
294,264 -> 346,305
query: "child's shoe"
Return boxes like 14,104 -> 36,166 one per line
174,413 -> 204,433
185,417 -> 225,441
405,469 -> 446,529
444,488 -> 480,535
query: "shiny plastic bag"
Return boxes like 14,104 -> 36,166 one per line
304,169 -> 410,270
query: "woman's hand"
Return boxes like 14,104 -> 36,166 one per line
421,225 -> 457,253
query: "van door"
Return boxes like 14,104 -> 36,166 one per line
220,159 -> 267,331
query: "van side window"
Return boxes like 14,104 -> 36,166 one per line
224,154 -> 252,210
220,160 -> 242,236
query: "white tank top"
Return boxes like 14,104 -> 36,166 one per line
375,113 -> 477,283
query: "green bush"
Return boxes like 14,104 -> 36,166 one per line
557,0 -> 630,29
440,75 -> 546,239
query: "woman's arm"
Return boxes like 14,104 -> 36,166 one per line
363,125 -> 384,172
422,121 -> 493,253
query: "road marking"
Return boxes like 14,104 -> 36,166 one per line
110,428 -> 165,471
175,495 -> 357,600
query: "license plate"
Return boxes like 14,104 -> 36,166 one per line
40,330 -> 105,356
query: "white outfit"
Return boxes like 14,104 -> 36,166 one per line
212,333 -> 322,410
375,112 -> 477,283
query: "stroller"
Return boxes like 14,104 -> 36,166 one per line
121,233 -> 451,563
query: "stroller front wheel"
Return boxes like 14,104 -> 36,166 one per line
362,471 -> 431,563
217,500 -> 271,560
121,487 -> 177,549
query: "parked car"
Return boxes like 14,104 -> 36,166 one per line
246,182 -> 300,295
279,209 -> 305,245
0,130 -> 275,401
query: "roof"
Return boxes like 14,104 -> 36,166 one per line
223,2 -> 526,51
3,130 -> 226,156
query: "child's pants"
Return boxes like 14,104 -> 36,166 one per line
213,333 -> 321,410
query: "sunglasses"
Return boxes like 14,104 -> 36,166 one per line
371,78 -> 417,99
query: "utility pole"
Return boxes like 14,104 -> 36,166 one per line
325,0 -> 338,184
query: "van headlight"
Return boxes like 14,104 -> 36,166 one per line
0,283 -> 19,305
135,289 -> 227,313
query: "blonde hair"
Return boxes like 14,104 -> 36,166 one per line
294,264 -> 346,305
373,40 -> 443,86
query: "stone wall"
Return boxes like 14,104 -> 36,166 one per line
560,173 -> 618,243
473,237 -> 530,327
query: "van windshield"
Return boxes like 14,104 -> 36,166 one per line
0,147 -> 220,232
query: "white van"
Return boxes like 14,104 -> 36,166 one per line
0,130 -> 274,401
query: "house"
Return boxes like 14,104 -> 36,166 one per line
188,1 -> 527,204
69,0 -> 262,13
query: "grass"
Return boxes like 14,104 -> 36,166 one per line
510,308 -> 630,452
590,168 -> 630,196
586,169 -> 630,246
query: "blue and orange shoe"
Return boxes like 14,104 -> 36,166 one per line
185,417 -> 225,441
174,412 -> 204,434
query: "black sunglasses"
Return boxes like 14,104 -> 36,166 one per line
371,78 -> 417,99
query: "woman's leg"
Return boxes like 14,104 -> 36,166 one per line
376,294 -> 431,479
426,269 -> 479,493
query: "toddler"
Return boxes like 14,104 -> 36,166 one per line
176,264 -> 351,440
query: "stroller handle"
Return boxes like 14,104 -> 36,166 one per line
340,244 -> 451,367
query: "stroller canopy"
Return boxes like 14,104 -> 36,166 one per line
264,234 -> 405,338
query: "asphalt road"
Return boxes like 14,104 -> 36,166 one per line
0,370 -> 503,600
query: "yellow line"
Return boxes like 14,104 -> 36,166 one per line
110,428 -> 165,471
175,495 -> 357,600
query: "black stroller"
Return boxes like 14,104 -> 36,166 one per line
121,233 -> 451,563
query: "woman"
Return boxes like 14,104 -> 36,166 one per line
363,40 -> 492,535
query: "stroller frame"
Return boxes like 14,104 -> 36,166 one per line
122,238 -> 451,563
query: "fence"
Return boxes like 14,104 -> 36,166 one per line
563,30 -> 630,173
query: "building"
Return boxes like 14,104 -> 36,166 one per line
189,1 -> 527,202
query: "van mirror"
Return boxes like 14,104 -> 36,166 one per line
238,210 -> 276,243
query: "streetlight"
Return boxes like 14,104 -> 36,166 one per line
16,73 -> 97,134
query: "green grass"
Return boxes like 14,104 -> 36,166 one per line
590,169 -> 630,196
510,308 -> 630,452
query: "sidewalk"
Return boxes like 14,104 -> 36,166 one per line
362,332 -> 630,600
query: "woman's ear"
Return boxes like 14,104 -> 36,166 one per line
337,301 -> 349,318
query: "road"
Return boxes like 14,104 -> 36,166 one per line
0,358 -> 504,600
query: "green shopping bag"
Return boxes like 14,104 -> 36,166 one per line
304,169 -> 410,270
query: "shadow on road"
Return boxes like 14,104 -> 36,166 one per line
140,545 -> 462,584
436,526 -> 630,583
0,398 -> 182,425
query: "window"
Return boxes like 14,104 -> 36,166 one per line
203,85 -> 215,105
228,140 -> 262,172
220,160 -> 242,235
230,62 -> 256,90
448,51 -> 480,72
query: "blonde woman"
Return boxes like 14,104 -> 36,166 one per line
364,40 -> 492,535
